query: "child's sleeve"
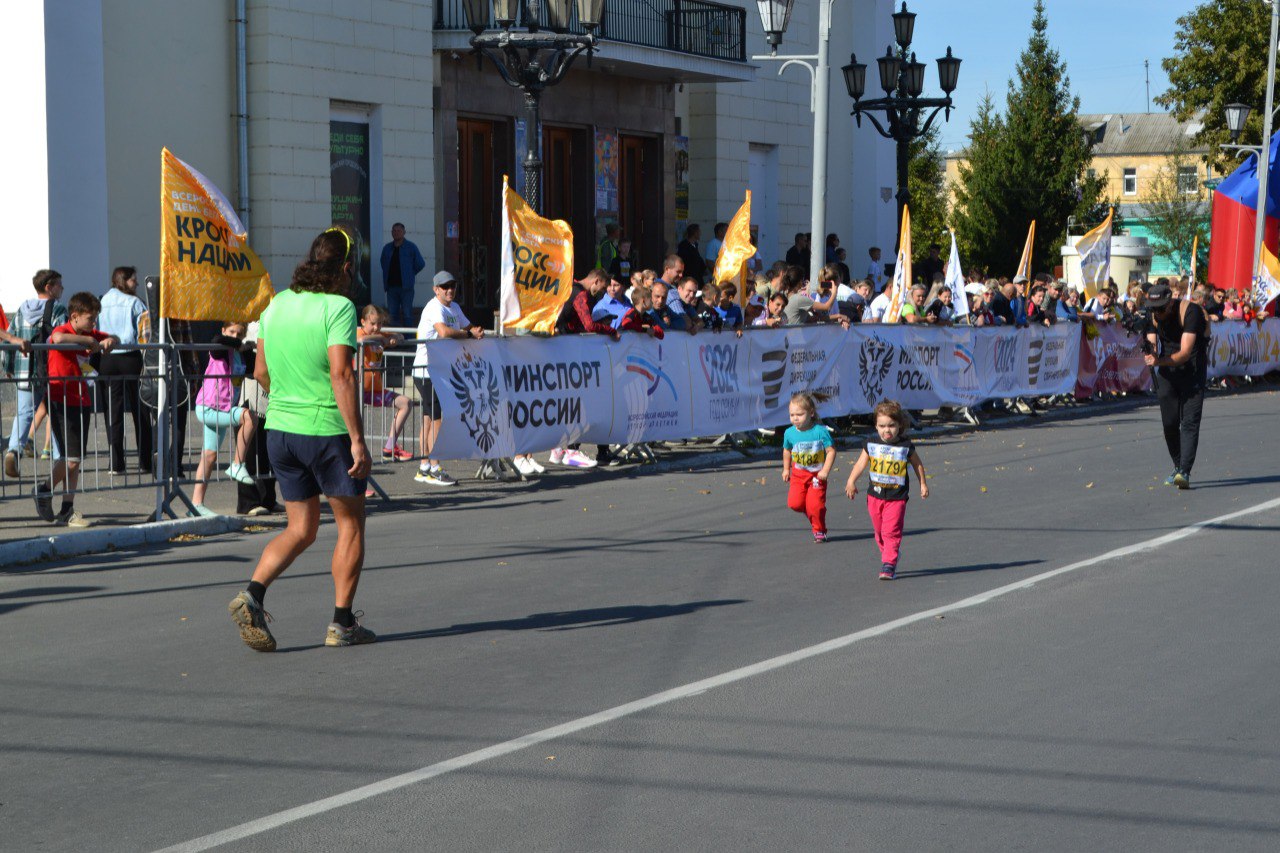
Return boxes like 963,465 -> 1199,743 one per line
822,426 -> 834,448
781,429 -> 793,451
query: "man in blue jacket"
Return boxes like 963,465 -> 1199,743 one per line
380,222 -> 426,326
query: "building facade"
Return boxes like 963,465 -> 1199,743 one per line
6,0 -> 901,321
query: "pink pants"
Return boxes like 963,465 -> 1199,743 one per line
787,468 -> 827,535
867,495 -> 907,567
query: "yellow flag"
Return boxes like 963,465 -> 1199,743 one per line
1190,234 -> 1199,283
1015,220 -> 1036,281
1076,209 -> 1114,300
498,175 -> 575,333
1253,241 -> 1280,310
883,206 -> 911,324
159,149 -> 273,322
713,191 -> 755,304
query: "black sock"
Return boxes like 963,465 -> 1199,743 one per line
246,581 -> 267,606
60,499 -> 73,515
333,607 -> 355,628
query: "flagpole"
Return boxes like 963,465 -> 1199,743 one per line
1253,0 -> 1278,278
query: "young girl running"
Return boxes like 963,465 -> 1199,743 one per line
782,391 -> 835,543
844,399 -> 928,579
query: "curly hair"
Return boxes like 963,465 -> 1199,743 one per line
873,399 -> 910,431
290,229 -> 353,296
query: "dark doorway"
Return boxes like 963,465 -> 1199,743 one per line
457,118 -> 505,320
619,134 -> 664,270
543,124 -> 595,278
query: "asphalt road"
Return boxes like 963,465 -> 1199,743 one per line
2,389 -> 1278,852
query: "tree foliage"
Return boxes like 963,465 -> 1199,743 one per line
1156,0 -> 1270,174
949,1 -> 1104,274
1143,143 -> 1211,276
907,123 -> 949,261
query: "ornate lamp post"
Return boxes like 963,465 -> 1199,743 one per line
462,0 -> 604,210
841,2 -> 961,251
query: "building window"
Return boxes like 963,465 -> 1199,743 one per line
1123,168 -> 1137,196
1177,165 -> 1199,195
1086,168 -> 1096,181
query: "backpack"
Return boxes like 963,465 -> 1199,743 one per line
28,298 -> 57,386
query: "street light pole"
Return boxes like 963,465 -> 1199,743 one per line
754,0 -> 835,283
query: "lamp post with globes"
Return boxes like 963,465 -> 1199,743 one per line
841,2 -> 960,253
461,0 -> 604,212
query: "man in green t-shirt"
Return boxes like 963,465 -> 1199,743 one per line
227,228 -> 376,652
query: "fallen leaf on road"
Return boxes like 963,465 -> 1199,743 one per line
980,486 -> 988,493
497,561 -> 508,566
1085,483 -> 1094,489
698,489 -> 712,495
545,756 -> 555,761
757,477 -> 767,485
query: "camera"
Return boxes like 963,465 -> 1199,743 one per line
1120,306 -> 1154,355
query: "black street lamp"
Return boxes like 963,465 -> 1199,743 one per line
1224,102 -> 1252,144
463,0 -> 603,210
842,2 -> 960,251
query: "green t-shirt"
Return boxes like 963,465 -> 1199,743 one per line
901,302 -> 922,319
259,289 -> 357,436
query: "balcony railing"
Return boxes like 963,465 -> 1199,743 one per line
436,0 -> 747,63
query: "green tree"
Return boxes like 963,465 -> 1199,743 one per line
950,1 -> 1103,274
1144,144 -> 1211,275
950,91 -> 1004,272
1157,0 -> 1270,173
907,123 -> 949,263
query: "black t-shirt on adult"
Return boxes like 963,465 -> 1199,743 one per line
990,292 -> 1015,326
863,434 -> 916,502
1154,300 -> 1209,380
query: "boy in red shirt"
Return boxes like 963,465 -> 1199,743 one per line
38,291 -> 118,526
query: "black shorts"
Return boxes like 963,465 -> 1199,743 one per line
414,376 -> 442,419
267,431 -> 365,502
50,401 -> 92,462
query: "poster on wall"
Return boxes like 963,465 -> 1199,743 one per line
674,135 -> 690,234
330,120 -> 372,305
594,130 -> 618,214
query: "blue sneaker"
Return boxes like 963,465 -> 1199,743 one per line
1163,471 -> 1179,486
1173,471 -> 1190,490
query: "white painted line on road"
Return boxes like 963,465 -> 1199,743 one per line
155,494 -> 1280,853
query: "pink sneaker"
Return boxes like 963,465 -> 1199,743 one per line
563,449 -> 597,468
548,448 -> 566,465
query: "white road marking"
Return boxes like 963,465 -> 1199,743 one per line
155,495 -> 1280,852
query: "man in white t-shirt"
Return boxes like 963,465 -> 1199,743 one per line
866,247 -> 886,294
864,288 -> 893,322
412,270 -> 483,486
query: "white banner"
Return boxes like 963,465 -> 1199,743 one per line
1206,318 -> 1280,378
430,324 -> 1082,459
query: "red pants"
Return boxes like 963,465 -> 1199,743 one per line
787,468 -> 827,535
867,495 -> 907,567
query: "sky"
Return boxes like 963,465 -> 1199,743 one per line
899,0 -> 1194,153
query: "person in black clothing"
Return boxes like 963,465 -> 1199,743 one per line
915,244 -> 943,288
1142,282 -> 1210,489
607,236 -> 636,282
785,232 -> 809,273
989,281 -> 1017,326
676,224 -> 706,284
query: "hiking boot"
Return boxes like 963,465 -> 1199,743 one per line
325,613 -> 377,647
34,481 -> 55,522
228,590 -> 276,652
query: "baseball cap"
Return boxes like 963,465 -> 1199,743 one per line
432,270 -> 457,288
1145,283 -> 1173,308
747,293 -> 766,308
964,282 -> 986,295
1012,274 -> 1028,284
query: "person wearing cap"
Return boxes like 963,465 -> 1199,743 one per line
412,270 -> 483,487
379,223 -> 426,327
745,291 -> 767,325
1141,282 -> 1210,490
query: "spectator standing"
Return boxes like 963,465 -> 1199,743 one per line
620,286 -> 664,339
236,320 -> 280,517
3,270 -> 65,478
900,285 -> 929,323
607,236 -> 636,282
189,322 -> 259,517
825,233 -> 841,264
715,282 -> 745,333
754,292 -> 788,327
591,276 -> 633,329
229,227 -> 374,652
1009,276 -> 1030,326
649,279 -> 675,329
915,244 -> 944,287
379,222 -> 426,327
1081,288 -> 1119,323
97,266 -> 152,475
1026,285 -> 1055,326
550,269 -> 617,469
843,399 -> 929,581
413,271 -> 483,487
744,292 -> 766,326
834,247 -> 852,286
990,280 -> 1017,326
357,305 -> 414,463
704,222 -> 728,271
36,292 -> 119,527
1056,288 -> 1080,323
781,392 -> 835,543
666,277 -> 704,334
925,283 -> 956,325
866,246 -> 886,293
785,233 -> 809,271
596,222 -> 621,272
677,224 -> 706,283
657,254 -> 684,292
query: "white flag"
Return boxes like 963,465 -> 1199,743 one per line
1254,242 -> 1280,310
944,229 -> 970,317
498,176 -> 520,329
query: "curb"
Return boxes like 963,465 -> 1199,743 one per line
0,515 -> 265,569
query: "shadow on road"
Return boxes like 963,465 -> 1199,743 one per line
895,559 -> 1042,579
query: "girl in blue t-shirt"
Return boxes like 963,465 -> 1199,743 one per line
781,392 -> 836,542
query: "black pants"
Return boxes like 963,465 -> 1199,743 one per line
99,351 -> 152,472
1154,368 -> 1206,475
236,422 -> 278,513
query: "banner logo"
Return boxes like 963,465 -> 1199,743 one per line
626,347 -> 678,400
1027,338 -> 1044,386
858,337 -> 895,403
699,343 -> 740,394
759,344 -> 788,408
992,336 -> 1017,374
449,353 -> 502,454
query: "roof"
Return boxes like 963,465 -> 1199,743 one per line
945,112 -> 1207,160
